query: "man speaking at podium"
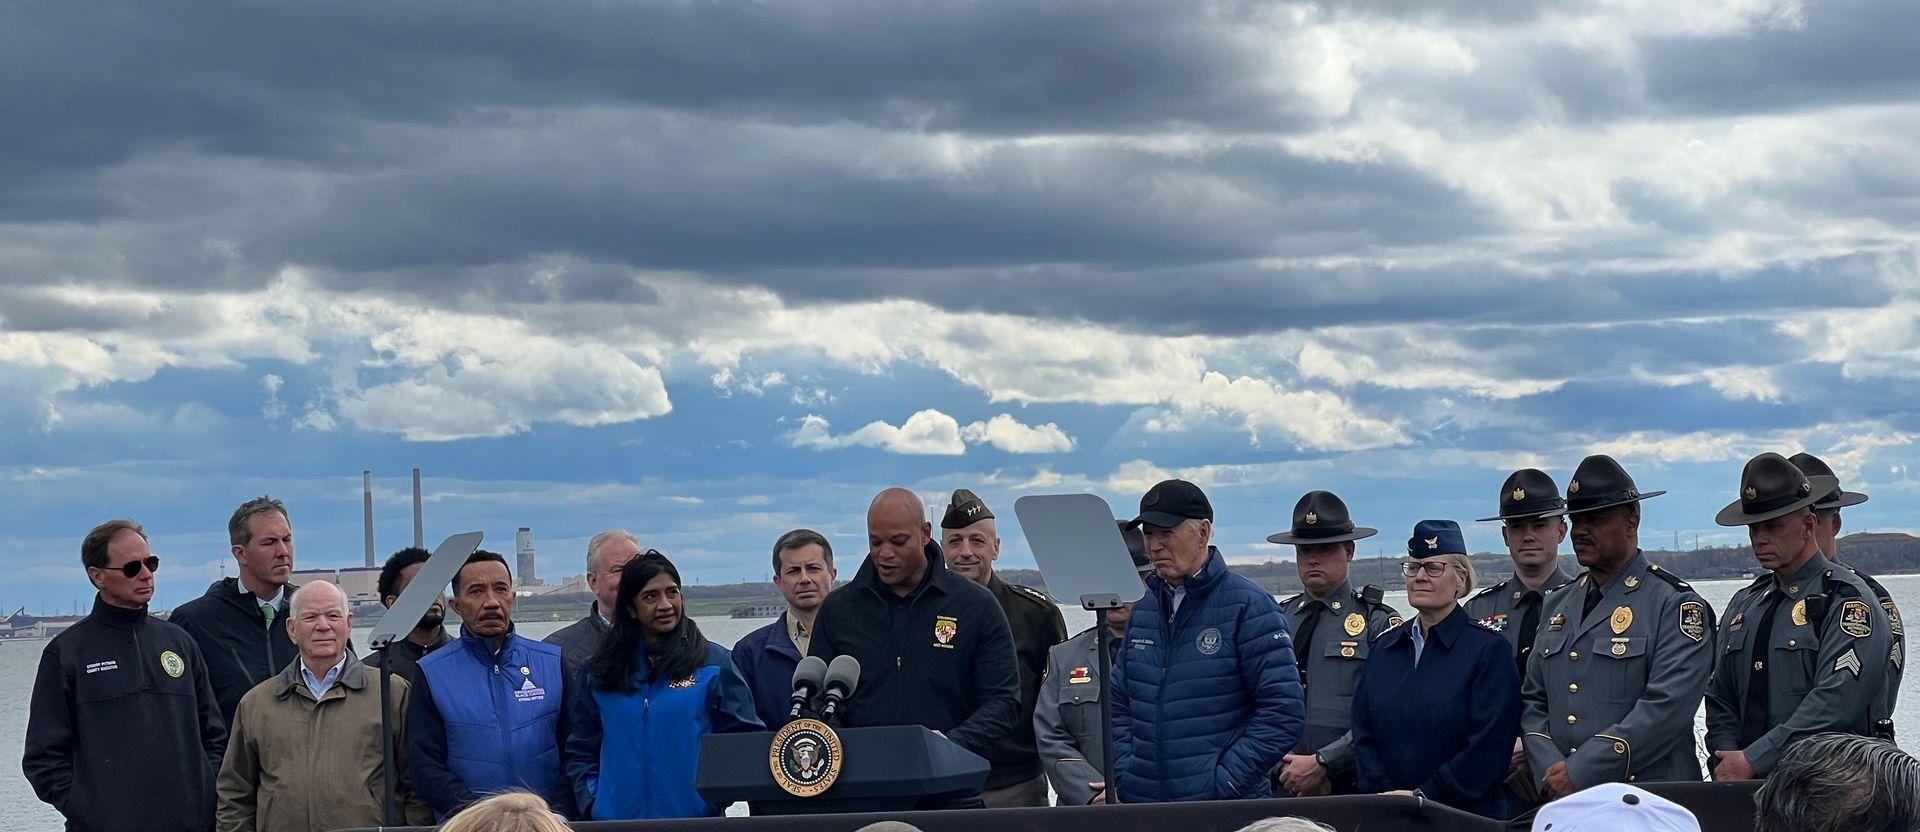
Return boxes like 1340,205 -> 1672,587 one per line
808,487 -> 1023,809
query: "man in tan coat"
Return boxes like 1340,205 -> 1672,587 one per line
216,581 -> 431,832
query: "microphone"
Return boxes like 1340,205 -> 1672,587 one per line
788,656 -> 828,720
818,655 -> 860,726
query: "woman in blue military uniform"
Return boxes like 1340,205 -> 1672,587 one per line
1351,520 -> 1521,818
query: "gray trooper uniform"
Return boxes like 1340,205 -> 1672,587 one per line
1704,552 -> 1892,775
1035,627 -> 1110,806
1466,568 -> 1575,668
1522,552 -> 1716,787
1791,450 -> 1904,733
1279,582 -> 1401,792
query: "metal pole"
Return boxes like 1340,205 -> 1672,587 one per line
363,470 -> 376,568
412,468 -> 424,549
379,655 -> 397,825
1098,621 -> 1116,804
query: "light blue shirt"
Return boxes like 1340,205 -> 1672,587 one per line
300,657 -> 348,699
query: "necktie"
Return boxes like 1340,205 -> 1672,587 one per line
1293,601 -> 1324,683
1515,591 -> 1543,674
1582,583 -> 1604,620
262,603 -> 276,628
1740,591 -> 1784,745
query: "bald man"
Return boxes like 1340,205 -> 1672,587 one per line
808,488 -> 1022,808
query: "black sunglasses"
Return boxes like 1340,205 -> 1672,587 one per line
102,556 -> 161,578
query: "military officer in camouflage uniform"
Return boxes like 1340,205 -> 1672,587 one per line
1789,452 -> 1903,732
1706,453 -> 1893,780
941,488 -> 1068,807
1522,455 -> 1716,800
1266,491 -> 1401,797
1469,469 -> 1577,675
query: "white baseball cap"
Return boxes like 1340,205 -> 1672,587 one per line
1532,783 -> 1700,832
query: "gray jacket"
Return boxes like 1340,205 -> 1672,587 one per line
541,604 -> 609,669
1034,627 -> 1110,805
1278,582 -> 1399,783
1522,552 -> 1716,788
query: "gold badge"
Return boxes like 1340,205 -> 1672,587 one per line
769,718 -> 844,797
1840,600 -> 1872,638
1745,485 -> 1758,500
1569,480 -> 1581,494
1344,613 -> 1365,637
1610,606 -> 1633,635
1624,576 -> 1639,589
160,650 -> 185,679
933,616 -> 958,647
521,666 -> 532,676
1512,488 -> 1527,501
1791,599 -> 1809,627
1304,511 -> 1319,525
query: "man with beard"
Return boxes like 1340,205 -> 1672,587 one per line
408,551 -> 573,819
808,488 -> 1021,809
1706,453 -> 1892,780
940,488 -> 1067,808
1522,455 -> 1716,799
1789,452 -> 1902,732
1268,490 -> 1399,798
172,496 -> 302,727
1035,522 -> 1154,805
733,529 -> 839,728
365,547 -> 454,683
545,530 -> 644,668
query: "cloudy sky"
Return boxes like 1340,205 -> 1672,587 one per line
3,0 -> 1918,613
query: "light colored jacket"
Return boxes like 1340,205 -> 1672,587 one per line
216,655 -> 432,832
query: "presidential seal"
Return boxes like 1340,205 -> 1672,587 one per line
1196,627 -> 1223,655
160,650 -> 185,679
769,718 -> 843,797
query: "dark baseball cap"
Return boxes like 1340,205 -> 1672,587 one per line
1126,479 -> 1213,529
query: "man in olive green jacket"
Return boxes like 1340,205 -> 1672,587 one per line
216,581 -> 432,832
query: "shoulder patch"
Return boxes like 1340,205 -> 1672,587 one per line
1679,601 -> 1706,642
1840,600 -> 1873,638
1643,564 -> 1692,592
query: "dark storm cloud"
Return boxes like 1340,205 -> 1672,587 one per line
1639,0 -> 1920,114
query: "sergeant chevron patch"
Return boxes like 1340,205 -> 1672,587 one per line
1836,648 -> 1863,678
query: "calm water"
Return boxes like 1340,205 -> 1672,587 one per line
4,575 -> 1915,830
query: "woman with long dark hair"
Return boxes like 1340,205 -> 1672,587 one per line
564,551 -> 763,819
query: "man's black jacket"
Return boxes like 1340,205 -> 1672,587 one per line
170,577 -> 298,726
807,541 -> 1021,758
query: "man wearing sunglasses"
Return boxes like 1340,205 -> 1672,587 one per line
25,518 -> 227,832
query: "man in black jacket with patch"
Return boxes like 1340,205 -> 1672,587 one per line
26,518 -> 227,832
808,487 -> 1022,808
170,495 -> 300,726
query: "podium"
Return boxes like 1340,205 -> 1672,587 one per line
696,725 -> 990,815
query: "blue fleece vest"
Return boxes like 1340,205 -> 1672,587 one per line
418,633 -> 567,807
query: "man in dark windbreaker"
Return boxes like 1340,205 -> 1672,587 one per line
808,487 -> 1021,809
169,495 -> 300,727
1108,479 -> 1304,803
25,518 -> 227,832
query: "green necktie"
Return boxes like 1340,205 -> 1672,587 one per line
262,603 -> 276,628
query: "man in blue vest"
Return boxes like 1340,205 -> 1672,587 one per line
407,550 -> 574,819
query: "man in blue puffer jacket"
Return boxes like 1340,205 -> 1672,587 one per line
1110,479 -> 1305,803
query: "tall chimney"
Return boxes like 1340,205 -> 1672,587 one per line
362,470 -> 376,567
412,468 -> 424,548
516,527 -> 538,587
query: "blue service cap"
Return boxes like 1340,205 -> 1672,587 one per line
1407,519 -> 1466,558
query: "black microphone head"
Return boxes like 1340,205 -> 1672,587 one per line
791,655 -> 828,692
823,654 -> 861,696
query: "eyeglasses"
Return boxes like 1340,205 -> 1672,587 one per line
1401,561 -> 1451,578
101,556 -> 161,578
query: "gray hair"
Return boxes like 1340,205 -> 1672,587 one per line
1232,819 -> 1334,832
228,495 -> 288,546
1755,733 -> 1920,832
586,529 -> 641,574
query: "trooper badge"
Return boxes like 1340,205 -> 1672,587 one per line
770,718 -> 844,797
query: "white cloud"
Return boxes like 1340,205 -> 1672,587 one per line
667,496 -> 704,505
786,409 -> 967,455
259,373 -> 286,420
959,414 -> 1077,454
737,495 -> 772,506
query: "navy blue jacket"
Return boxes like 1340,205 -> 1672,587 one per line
1111,547 -> 1304,803
731,614 -> 805,729
169,578 -> 299,728
407,627 -> 574,819
1352,606 -> 1520,818
566,642 -> 763,819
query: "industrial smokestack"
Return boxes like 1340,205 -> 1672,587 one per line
412,468 -> 424,548
362,470 -> 376,568
516,527 -> 539,587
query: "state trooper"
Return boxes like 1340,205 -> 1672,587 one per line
1268,491 -> 1401,797
940,488 -> 1067,807
1522,455 -> 1716,801
1468,469 -> 1577,674
1706,453 -> 1893,780
1789,452 -> 1902,735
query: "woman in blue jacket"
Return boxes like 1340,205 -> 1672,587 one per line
565,551 -> 763,819
1351,520 -> 1521,819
